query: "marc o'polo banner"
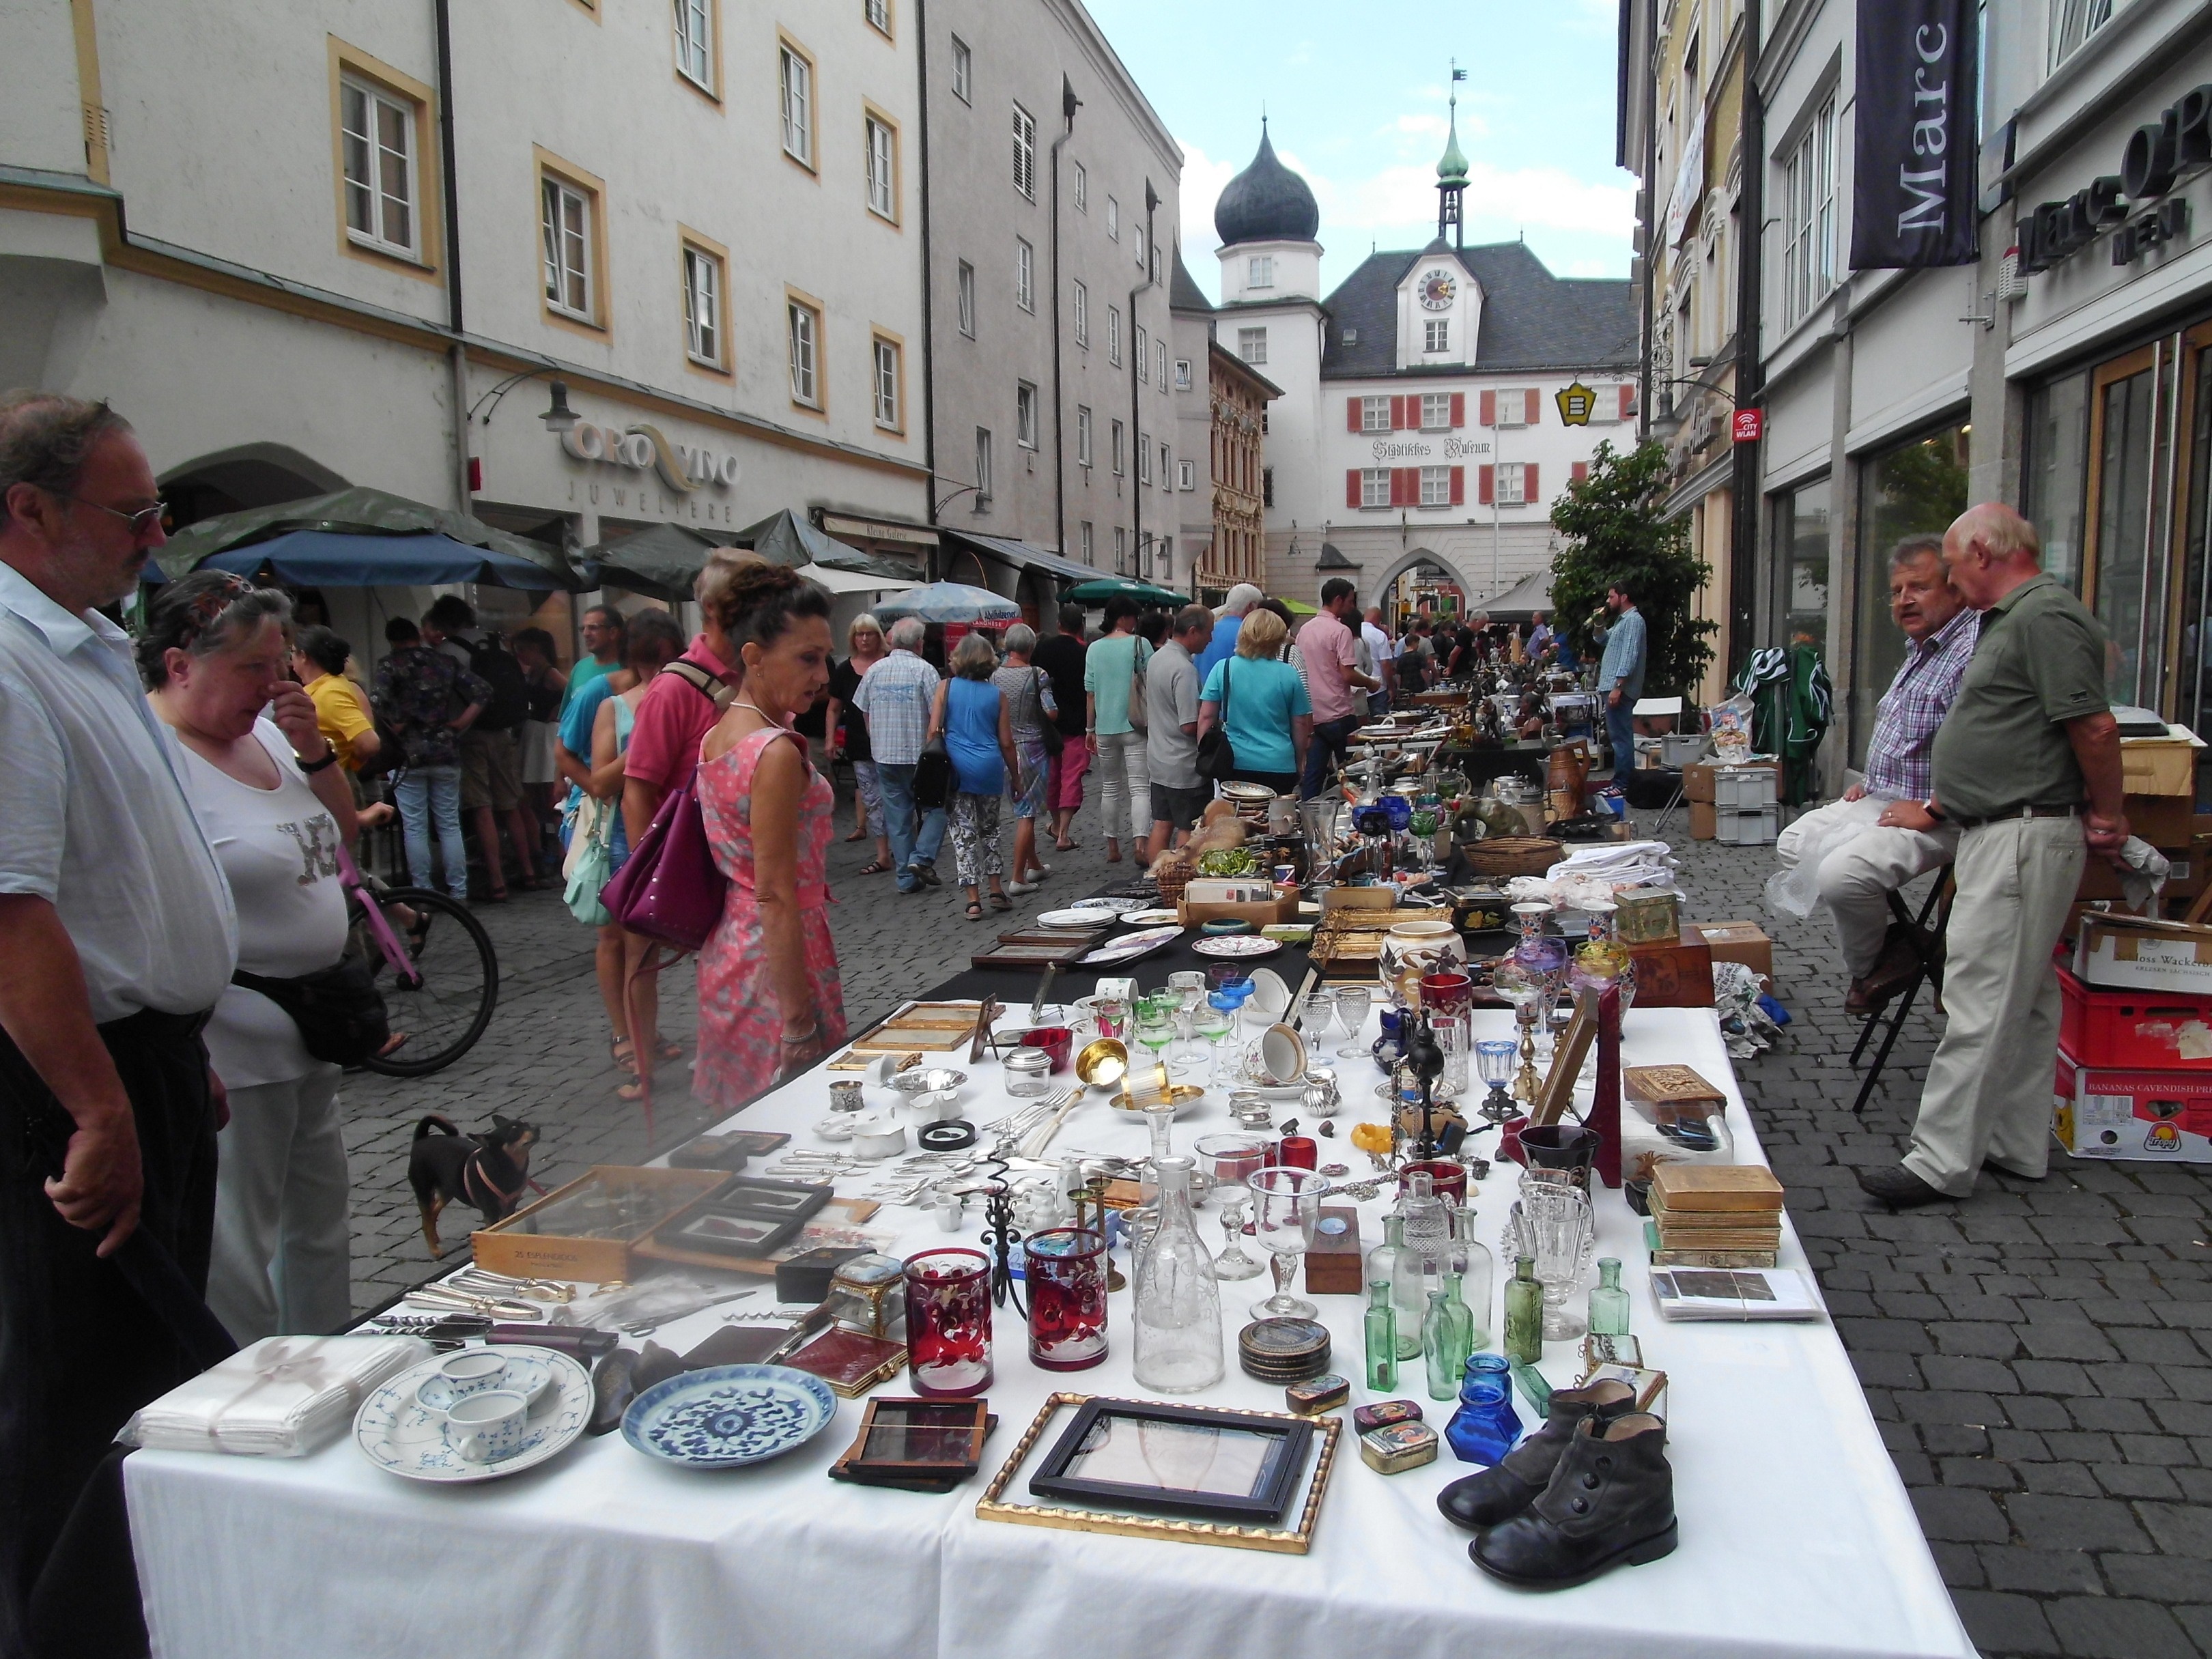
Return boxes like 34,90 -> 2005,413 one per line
1850,0 -> 1979,268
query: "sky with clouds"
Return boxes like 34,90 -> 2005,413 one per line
1083,0 -> 1637,304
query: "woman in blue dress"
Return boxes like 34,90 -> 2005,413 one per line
928,631 -> 1021,919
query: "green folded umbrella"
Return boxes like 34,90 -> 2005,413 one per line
1063,577 -> 1187,606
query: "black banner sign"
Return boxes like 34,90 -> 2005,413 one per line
1851,0 -> 1979,269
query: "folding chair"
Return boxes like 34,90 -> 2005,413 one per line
1850,873 -> 1955,1116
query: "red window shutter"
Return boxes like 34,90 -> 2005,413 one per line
1347,397 -> 1362,432
1449,393 -> 1465,428
1389,468 -> 1408,507
1478,465 -> 1494,505
1525,389 -> 1542,425
1524,463 -> 1540,502
1346,469 -> 1362,508
1398,395 -> 1416,431
1479,390 -> 1496,427
1449,466 -> 1465,506
1572,461 -> 1589,484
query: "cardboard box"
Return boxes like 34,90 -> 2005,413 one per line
1626,935 -> 1715,1006
1682,756 -> 1780,805
1690,921 -> 1774,982
1178,894 -> 1301,927
2074,913 -> 2212,995
2129,794 -> 2196,847
1688,800 -> 1718,840
2054,1053 -> 2212,1162
2058,967 -> 2212,1069
2120,734 -> 2199,797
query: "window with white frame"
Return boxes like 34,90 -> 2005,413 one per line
1248,255 -> 1273,288
1421,393 -> 1453,429
682,244 -> 722,365
1106,195 -> 1119,240
1423,320 -> 1449,352
1494,389 -> 1531,427
1133,223 -> 1146,268
1138,432 -> 1151,484
1158,441 -> 1170,489
1017,381 -> 1038,449
1114,527 -> 1127,571
1359,468 -> 1391,508
1155,339 -> 1167,393
1073,280 -> 1088,346
541,174 -> 593,320
866,115 -> 897,220
950,34 -> 972,102
340,76 -> 418,257
1108,307 -> 1122,365
1081,521 -> 1094,565
1073,162 -> 1087,212
2050,0 -> 2118,69
1237,326 -> 1266,365
864,0 -> 891,37
1135,324 -> 1149,383
974,428 -> 993,500
873,336 -> 901,429
1111,419 -> 1125,474
1496,462 -> 1528,505
674,0 -> 712,90
1015,238 -> 1034,311
1012,102 -> 1036,199
780,44 -> 812,166
1174,358 -> 1191,391
1419,466 -> 1451,506
787,299 -> 821,406
1077,404 -> 1092,465
1360,395 -> 1391,432
1177,458 -> 1195,491
957,260 -> 976,336
1780,95 -> 1836,328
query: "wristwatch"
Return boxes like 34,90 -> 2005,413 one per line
1923,800 -> 1944,823
297,748 -> 339,774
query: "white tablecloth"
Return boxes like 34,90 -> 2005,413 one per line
128,1007 -> 1974,1659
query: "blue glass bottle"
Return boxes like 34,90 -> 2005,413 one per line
1444,1353 -> 1524,1466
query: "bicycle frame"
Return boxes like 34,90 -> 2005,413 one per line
339,842 -> 424,991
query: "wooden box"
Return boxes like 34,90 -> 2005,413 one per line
1626,936 -> 1715,1008
1178,894 -> 1301,927
471,1165 -> 731,1282
2120,733 -> 2198,797
1303,1205 -> 1365,1295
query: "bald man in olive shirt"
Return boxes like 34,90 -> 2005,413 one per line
1858,504 -> 2127,1208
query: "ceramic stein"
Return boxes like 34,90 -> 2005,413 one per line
441,1390 -> 530,1464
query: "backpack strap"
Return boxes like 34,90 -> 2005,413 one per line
660,659 -> 738,713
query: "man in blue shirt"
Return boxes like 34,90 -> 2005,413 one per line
1197,582 -> 1260,682
1593,584 -> 1646,776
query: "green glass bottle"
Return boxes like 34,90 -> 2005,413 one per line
1364,1279 -> 1398,1391
1504,1253 -> 1544,1365
1589,1256 -> 1630,1337
1422,1289 -> 1456,1400
1439,1268 -> 1475,1375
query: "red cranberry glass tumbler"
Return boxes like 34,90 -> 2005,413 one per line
903,1248 -> 993,1397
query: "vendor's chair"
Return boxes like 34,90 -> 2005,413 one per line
1849,875 -> 1955,1117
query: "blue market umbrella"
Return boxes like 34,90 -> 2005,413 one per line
151,528 -> 563,590
871,582 -> 1021,624
150,486 -> 576,589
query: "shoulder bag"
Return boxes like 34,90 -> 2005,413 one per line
1196,657 -> 1238,782
233,957 -> 391,1068
1034,669 -> 1064,758
599,663 -> 735,954
1126,638 -> 1149,731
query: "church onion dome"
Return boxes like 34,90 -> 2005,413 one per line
1436,109 -> 1469,184
1214,126 -> 1320,248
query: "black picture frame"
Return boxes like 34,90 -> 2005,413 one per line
1027,1397 -> 1314,1523
712,1177 -> 832,1223
670,1208 -> 803,1258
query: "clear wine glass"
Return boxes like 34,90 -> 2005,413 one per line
1303,988 -> 1339,1058
1247,1166 -> 1322,1320
1194,1132 -> 1266,1281
1331,985 -> 1373,1060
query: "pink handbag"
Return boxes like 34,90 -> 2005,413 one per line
601,774 -> 727,954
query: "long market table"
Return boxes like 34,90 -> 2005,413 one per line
126,931 -> 1974,1659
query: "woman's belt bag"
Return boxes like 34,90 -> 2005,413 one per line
232,956 -> 391,1067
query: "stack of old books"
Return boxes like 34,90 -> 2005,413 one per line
1647,1163 -> 1784,1268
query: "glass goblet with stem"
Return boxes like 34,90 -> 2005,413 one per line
1194,1132 -> 1266,1281
1302,988 -> 1340,1062
1133,996 -> 1178,1075
1330,985 -> 1374,1061
1197,991 -> 1238,1084
1247,1166 -> 1322,1320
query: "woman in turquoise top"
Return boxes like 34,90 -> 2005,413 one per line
1197,606 -> 1311,795
928,632 -> 1020,920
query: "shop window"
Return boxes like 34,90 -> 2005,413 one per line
1853,421 -> 1968,765
1772,477 -> 1830,661
2025,371 -> 2090,593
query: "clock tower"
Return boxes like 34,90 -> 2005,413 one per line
1436,66 -> 1469,248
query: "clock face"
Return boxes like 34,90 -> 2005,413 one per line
1419,270 -> 1456,311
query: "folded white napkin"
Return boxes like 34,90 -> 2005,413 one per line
125,1335 -> 431,1457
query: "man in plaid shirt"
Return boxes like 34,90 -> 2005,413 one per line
1774,535 -> 1978,1012
855,616 -> 947,894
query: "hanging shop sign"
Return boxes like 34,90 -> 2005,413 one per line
1850,0 -> 1979,269
2016,83 -> 2209,276
559,421 -> 739,493
1555,382 -> 1596,427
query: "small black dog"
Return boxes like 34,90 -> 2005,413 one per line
409,1114 -> 539,1256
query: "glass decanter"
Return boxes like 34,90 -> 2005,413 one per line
1445,1353 -> 1525,1465
1131,1159 -> 1224,1392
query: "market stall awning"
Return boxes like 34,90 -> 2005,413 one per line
943,529 -> 1101,587
151,486 -> 576,589
798,563 -> 920,597
739,509 -> 916,581
580,522 -> 730,604
152,528 -> 564,590
870,582 -> 1021,624
1064,577 -> 1187,606
1482,566 -> 1555,621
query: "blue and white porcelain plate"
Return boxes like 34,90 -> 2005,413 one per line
621,1365 -> 838,1469
354,1346 -> 591,1484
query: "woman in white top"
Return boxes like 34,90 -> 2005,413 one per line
143,572 -> 358,1342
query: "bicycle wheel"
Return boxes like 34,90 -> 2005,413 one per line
356,887 -> 499,1077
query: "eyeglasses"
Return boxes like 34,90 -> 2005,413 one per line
57,492 -> 167,538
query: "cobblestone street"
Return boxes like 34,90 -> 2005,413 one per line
338,792 -> 2212,1656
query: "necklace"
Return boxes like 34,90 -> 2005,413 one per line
733,698 -> 789,728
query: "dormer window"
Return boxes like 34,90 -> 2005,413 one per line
1423,320 -> 1449,353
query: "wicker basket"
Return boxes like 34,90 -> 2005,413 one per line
1151,860 -> 1192,906
1458,836 -> 1565,879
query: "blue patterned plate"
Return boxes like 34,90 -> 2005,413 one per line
354,1346 -> 592,1484
621,1365 -> 838,1469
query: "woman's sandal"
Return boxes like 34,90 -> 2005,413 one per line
965,902 -> 985,920
857,860 -> 893,876
989,892 -> 1012,911
610,1036 -> 638,1077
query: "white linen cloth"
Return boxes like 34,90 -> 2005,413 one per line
126,1011 -> 1974,1659
125,1335 -> 427,1458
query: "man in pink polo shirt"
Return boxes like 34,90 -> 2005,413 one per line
619,552 -> 750,847
1296,577 -> 1378,798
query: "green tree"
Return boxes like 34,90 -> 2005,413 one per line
1548,439 -> 1717,698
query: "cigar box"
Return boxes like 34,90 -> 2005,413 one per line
1303,1206 -> 1365,1295
1625,936 -> 1715,1008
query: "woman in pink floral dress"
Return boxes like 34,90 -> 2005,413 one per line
694,563 -> 846,1109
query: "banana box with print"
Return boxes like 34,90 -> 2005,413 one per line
2054,1054 -> 2212,1164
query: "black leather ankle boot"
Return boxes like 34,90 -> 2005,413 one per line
1469,1412 -> 1677,1589
1436,1378 -> 1634,1531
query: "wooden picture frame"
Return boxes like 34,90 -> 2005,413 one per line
1531,988 -> 1599,1127
833,1397 -> 991,1477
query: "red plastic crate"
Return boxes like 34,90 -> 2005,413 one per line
2057,967 -> 2212,1070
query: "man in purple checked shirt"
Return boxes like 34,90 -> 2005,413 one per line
1772,534 -> 1978,1015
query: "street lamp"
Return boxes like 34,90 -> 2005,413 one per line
467,367 -> 579,433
